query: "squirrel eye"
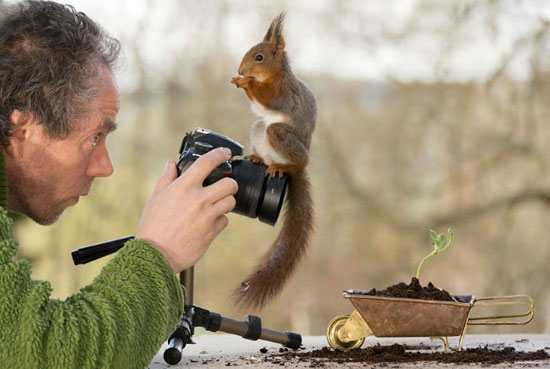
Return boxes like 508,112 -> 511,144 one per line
255,54 -> 264,62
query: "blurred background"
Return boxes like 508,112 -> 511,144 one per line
2,0 -> 549,336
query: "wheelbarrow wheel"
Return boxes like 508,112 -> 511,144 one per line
326,314 -> 365,351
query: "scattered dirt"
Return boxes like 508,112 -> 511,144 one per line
266,343 -> 550,366
355,277 -> 455,302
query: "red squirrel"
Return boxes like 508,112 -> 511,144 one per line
231,13 -> 316,310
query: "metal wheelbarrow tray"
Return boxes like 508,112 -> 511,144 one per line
327,291 -> 534,352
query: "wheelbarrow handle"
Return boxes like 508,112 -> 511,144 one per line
468,295 -> 534,326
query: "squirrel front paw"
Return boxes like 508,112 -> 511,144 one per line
246,154 -> 265,164
231,76 -> 253,89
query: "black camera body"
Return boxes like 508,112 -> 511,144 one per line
177,128 -> 288,226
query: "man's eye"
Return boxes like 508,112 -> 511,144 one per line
91,134 -> 100,146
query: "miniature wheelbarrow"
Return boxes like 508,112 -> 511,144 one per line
326,291 -> 534,352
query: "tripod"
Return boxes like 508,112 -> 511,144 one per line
72,236 -> 302,365
163,266 -> 301,364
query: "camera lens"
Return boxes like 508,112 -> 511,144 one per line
230,159 -> 288,226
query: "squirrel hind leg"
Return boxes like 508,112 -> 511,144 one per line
266,123 -> 309,168
265,163 -> 301,178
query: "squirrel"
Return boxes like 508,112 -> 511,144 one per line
230,13 -> 317,310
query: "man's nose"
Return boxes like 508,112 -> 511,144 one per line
87,145 -> 114,178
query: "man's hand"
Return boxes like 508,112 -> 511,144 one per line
136,148 -> 238,273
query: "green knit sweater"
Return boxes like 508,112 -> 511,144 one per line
0,152 -> 184,369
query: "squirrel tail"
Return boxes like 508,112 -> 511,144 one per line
233,169 -> 313,310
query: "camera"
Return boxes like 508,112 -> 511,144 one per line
177,128 -> 288,226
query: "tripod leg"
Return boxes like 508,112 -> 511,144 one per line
191,306 -> 302,349
218,314 -> 302,349
164,305 -> 194,364
164,268 -> 195,365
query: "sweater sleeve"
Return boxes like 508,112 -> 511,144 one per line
0,207 -> 184,369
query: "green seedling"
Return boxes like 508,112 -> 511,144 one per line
416,228 -> 454,279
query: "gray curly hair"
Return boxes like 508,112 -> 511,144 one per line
0,0 -> 121,146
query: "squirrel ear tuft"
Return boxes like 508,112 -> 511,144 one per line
263,12 -> 286,54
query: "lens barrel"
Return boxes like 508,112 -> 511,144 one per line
231,159 -> 288,226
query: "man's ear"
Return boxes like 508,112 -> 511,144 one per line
5,109 -> 33,158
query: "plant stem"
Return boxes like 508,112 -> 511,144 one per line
416,251 -> 435,279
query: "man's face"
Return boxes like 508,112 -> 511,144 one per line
5,64 -> 120,225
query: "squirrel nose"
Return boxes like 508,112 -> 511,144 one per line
238,64 -> 248,76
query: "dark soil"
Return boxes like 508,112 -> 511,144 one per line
354,277 -> 455,302
266,343 -> 550,366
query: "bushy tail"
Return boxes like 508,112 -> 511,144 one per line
233,170 -> 314,310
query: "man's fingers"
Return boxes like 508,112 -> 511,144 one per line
183,148 -> 232,186
212,215 -> 229,235
211,194 -> 237,216
203,177 -> 238,204
151,160 -> 177,198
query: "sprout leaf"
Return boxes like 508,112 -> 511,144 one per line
416,228 -> 454,279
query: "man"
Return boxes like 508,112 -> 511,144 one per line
0,1 -> 237,368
